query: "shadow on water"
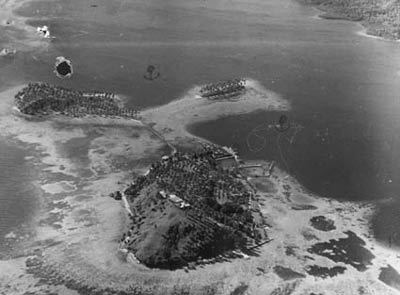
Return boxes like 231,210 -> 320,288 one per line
307,231 -> 374,272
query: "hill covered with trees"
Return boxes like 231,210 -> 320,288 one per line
120,148 -> 268,269
301,0 -> 400,40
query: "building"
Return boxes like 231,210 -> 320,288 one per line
169,194 -> 191,209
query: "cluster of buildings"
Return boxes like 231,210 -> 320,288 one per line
158,190 -> 191,209
125,147 -> 259,238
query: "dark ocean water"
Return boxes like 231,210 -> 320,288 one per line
1,0 -> 400,245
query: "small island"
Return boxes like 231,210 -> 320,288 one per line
14,82 -> 139,118
119,144 -> 268,269
199,78 -> 246,100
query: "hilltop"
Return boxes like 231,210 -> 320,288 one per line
301,0 -> 400,40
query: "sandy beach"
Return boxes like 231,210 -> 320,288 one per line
0,79 -> 399,295
141,79 -> 290,148
355,24 -> 400,43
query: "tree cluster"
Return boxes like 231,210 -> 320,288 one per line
14,82 -> 140,118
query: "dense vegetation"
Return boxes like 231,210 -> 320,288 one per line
121,147 -> 267,269
301,0 -> 400,40
15,83 -> 139,118
200,78 -> 246,100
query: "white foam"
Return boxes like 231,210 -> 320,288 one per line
4,231 -> 17,239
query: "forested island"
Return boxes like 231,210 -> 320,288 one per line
14,83 -> 139,118
119,145 -> 268,269
301,0 -> 400,40
199,79 -> 246,100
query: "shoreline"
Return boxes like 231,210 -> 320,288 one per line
304,0 -> 400,42
355,23 -> 400,43
1,82 -> 400,294
140,79 -> 290,147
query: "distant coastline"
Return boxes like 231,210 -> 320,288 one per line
301,0 -> 400,41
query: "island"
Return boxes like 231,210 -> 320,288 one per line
301,0 -> 400,40
199,78 -> 246,100
119,144 -> 268,269
14,82 -> 139,118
